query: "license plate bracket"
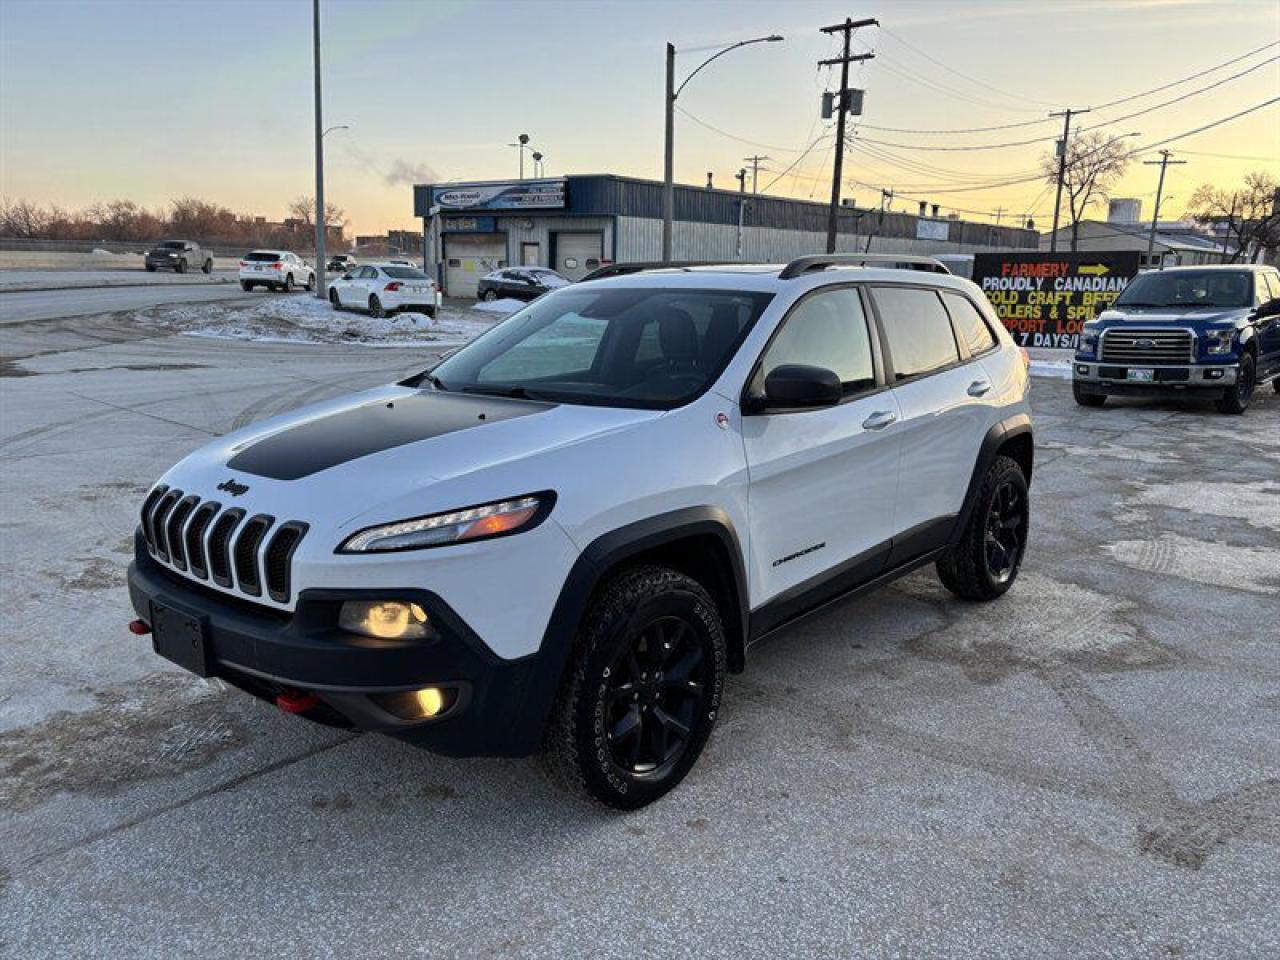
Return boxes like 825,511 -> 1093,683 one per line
1126,368 -> 1155,382
151,601 -> 211,677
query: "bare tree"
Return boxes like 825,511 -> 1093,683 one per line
287,195 -> 347,230
0,198 -> 51,238
1187,171 -> 1280,263
1041,132 -> 1132,252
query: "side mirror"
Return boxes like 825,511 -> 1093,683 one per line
763,364 -> 843,409
342,273 -> 352,281
1255,297 -> 1280,320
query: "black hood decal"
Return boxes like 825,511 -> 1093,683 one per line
227,392 -> 550,481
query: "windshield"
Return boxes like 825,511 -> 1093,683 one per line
428,287 -> 774,409
245,251 -> 281,262
1116,270 -> 1253,309
159,241 -> 185,249
383,266 -> 429,280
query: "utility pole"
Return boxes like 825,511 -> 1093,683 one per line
819,17 -> 877,254
993,206 -> 1005,227
1223,192 -> 1237,259
743,155 -> 769,194
735,168 -> 747,193
312,0 -> 327,299
663,42 -> 676,260
1048,107 -> 1090,253
1144,149 -> 1186,268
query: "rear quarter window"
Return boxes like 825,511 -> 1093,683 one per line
941,291 -> 997,355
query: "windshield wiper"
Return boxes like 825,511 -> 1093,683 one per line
461,384 -> 548,401
423,372 -> 449,391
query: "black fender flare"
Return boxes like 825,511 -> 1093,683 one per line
950,413 -> 1033,545
519,507 -> 750,748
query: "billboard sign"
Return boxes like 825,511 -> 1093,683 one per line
916,218 -> 949,242
432,179 -> 566,211
972,251 -> 1140,349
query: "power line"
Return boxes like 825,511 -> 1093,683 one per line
1094,39 -> 1279,109
1175,148 -> 1278,162
858,116 -> 1050,135
759,131 -> 831,193
1130,97 -> 1280,156
673,106 -> 810,153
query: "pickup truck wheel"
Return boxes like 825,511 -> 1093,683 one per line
240,280 -> 253,292
1072,382 -> 1105,408
368,295 -> 386,318
1216,354 -> 1255,414
175,259 -> 187,274
545,565 -> 726,810
201,259 -> 213,274
937,455 -> 1029,602
145,264 -> 157,272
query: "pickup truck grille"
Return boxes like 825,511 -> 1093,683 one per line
140,486 -> 308,605
1099,328 -> 1194,365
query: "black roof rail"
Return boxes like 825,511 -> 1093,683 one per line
578,261 -> 723,282
778,254 -> 951,280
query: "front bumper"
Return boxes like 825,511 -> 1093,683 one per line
128,541 -> 549,756
1072,360 -> 1237,394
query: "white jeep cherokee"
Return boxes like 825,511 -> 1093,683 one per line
128,255 -> 1034,808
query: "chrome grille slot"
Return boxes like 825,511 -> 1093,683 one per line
207,508 -> 245,587
166,495 -> 199,571
140,485 -> 168,552
150,489 -> 183,562
264,522 -> 308,603
185,502 -> 220,579
1100,329 -> 1193,365
232,515 -> 274,597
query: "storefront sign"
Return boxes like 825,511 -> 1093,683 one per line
972,251 -> 1140,349
441,216 -> 497,233
432,179 -> 566,211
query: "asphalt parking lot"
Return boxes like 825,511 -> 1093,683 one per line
1,307 -> 1278,958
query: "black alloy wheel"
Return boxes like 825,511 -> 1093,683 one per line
984,479 -> 1026,586
1217,353 -> 1255,414
603,616 -> 708,777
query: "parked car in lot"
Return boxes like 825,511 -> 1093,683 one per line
1073,264 -> 1280,413
477,267 -> 570,302
238,250 -> 315,292
328,263 -> 439,317
145,240 -> 213,274
128,254 -> 1034,809
327,253 -> 357,273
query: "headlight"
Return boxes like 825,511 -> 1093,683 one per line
1204,328 -> 1235,354
1077,325 -> 1100,352
338,493 -> 552,553
339,600 -> 433,639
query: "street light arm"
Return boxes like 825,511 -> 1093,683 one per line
322,124 -> 350,138
674,35 -> 783,100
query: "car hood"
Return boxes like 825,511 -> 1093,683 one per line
155,384 -> 663,529
1099,306 -> 1250,326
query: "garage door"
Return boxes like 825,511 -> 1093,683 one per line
444,234 -> 506,298
554,232 -> 603,282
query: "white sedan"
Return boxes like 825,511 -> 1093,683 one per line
328,263 -> 440,318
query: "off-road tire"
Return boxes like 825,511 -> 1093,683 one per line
1216,353 -> 1255,414
201,259 -> 213,274
240,280 -> 253,292
1073,382 -> 1105,407
544,565 -> 726,810
937,455 -> 1029,602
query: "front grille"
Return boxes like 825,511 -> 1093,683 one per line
138,490 -> 308,605
1100,328 -> 1193,365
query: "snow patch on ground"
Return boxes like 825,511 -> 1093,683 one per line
1030,359 -> 1072,380
472,298 -> 526,314
1130,480 -> 1280,532
134,293 -> 499,348
1105,534 -> 1280,594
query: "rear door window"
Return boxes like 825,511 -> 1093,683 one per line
941,291 -> 997,355
872,286 -> 961,380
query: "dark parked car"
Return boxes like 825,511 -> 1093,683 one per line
477,267 -> 569,302
327,253 -> 357,273
145,240 -> 213,274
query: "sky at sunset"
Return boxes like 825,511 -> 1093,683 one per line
1,0 -> 1277,236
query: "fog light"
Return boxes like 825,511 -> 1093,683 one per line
1206,368 -> 1224,380
372,685 -> 458,720
1076,365 -> 1088,375
339,600 -> 434,640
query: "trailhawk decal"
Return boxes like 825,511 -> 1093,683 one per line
226,392 -> 551,480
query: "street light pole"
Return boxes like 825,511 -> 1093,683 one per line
661,34 -> 783,261
312,0 -> 326,298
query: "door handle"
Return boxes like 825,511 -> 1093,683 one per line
967,380 -> 992,397
862,410 -> 897,431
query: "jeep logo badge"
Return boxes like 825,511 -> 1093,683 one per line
216,478 -> 249,497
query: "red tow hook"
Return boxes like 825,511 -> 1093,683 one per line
275,689 -> 320,714
128,619 -> 152,636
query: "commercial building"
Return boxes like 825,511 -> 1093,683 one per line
413,174 -> 1039,297
1039,220 -> 1235,268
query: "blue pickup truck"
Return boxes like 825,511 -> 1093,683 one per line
1073,264 -> 1280,414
